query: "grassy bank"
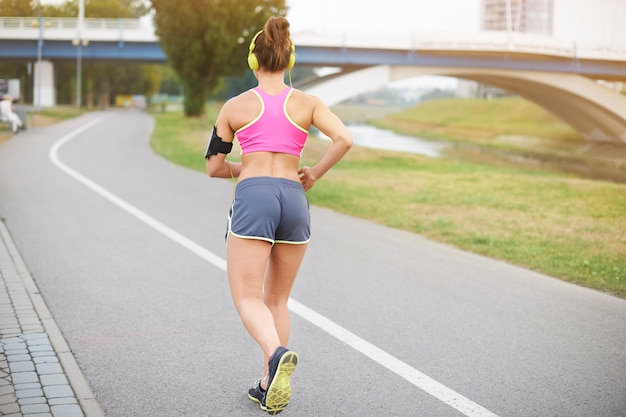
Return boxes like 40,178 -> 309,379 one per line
149,100 -> 626,298
368,97 -> 583,148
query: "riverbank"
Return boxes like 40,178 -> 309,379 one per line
148,101 -> 625,298
359,98 -> 626,183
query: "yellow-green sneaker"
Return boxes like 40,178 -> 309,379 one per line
248,381 -> 268,411
264,347 -> 299,415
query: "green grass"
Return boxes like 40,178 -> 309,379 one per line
369,97 -> 583,150
33,105 -> 90,122
149,99 -> 626,298
149,103 -> 224,172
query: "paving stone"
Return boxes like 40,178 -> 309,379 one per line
9,360 -> 35,372
21,402 -> 51,413
0,402 -> 20,414
0,392 -> 17,405
29,344 -> 53,353
49,397 -> 77,406
36,363 -> 63,375
33,356 -> 58,364
31,350 -> 55,358
51,404 -> 83,417
18,396 -> 47,405
0,383 -> 15,395
14,382 -> 41,391
22,334 -> 47,341
0,337 -> 23,345
6,353 -> 31,362
4,348 -> 28,355
14,387 -> 43,399
44,384 -> 75,399
40,374 -> 68,386
11,371 -> 38,384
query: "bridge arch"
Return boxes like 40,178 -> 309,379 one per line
300,65 -> 626,143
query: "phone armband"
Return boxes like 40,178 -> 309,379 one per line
204,126 -> 233,158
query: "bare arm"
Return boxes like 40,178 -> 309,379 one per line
299,98 -> 353,191
206,154 -> 241,179
205,100 -> 241,178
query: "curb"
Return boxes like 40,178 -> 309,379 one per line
0,219 -> 105,417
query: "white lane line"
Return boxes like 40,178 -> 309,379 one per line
50,118 -> 499,417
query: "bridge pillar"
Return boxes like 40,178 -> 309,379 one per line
34,60 -> 56,108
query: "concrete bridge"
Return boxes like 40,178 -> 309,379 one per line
1,17 -> 626,142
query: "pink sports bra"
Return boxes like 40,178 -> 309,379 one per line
235,87 -> 308,157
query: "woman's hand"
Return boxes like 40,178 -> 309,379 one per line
298,166 -> 318,191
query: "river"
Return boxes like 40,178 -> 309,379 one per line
346,124 -> 450,157
339,124 -> 626,183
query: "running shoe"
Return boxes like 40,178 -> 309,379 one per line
248,381 -> 268,411
264,346 -> 299,415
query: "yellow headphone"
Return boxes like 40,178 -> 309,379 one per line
247,30 -> 296,71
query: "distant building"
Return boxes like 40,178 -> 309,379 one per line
481,0 -> 554,35
467,0 -> 555,98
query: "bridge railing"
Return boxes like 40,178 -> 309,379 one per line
292,30 -> 626,62
2,17 -> 625,62
0,17 -> 154,42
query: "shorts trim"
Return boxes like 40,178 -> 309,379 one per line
226,231 -> 310,246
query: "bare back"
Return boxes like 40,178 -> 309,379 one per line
217,87 -> 318,182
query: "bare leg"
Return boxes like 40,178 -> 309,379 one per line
260,242 -> 308,383
227,236 -> 281,359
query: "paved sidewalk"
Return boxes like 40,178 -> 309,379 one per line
0,220 -> 105,417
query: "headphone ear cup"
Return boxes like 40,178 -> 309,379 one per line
287,43 -> 296,70
248,30 -> 262,71
287,53 -> 296,70
248,53 -> 259,71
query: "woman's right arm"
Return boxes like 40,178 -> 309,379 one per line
299,98 -> 353,191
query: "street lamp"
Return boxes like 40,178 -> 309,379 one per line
73,0 -> 87,107
72,37 -> 89,107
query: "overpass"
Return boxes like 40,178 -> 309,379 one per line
1,17 -> 626,142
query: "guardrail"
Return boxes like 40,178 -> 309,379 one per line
2,17 -> 625,62
293,30 -> 626,62
0,17 -> 155,42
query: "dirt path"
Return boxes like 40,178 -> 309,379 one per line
0,114 -> 56,145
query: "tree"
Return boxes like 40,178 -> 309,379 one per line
40,0 -> 148,18
0,0 -> 36,16
151,0 -> 288,117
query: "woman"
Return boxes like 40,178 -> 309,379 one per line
205,16 -> 352,414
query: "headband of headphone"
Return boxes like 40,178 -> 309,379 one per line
247,30 -> 296,71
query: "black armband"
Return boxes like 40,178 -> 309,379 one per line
204,126 -> 233,159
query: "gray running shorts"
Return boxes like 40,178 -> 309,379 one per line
227,177 -> 310,245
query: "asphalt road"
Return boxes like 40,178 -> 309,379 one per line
0,110 -> 625,417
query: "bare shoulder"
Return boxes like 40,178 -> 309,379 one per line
291,88 -> 322,104
219,89 -> 262,132
290,89 -> 325,113
222,89 -> 256,112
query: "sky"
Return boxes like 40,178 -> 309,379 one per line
285,0 -> 626,46
284,0 -> 626,88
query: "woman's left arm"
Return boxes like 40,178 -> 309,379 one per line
205,101 -> 240,178
206,155 -> 241,178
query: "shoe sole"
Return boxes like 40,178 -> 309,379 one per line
265,351 -> 298,415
